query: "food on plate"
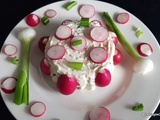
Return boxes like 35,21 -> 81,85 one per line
26,14 -> 40,27
116,12 -> 130,24
41,16 -> 50,25
65,1 -> 77,11
136,27 -> 143,38
44,9 -> 57,18
3,44 -> 18,56
132,103 -> 144,111
38,36 -> 49,52
10,56 -> 20,65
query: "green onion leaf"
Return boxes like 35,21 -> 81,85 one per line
132,103 -> 144,111
72,40 -> 82,46
41,16 -> 50,25
80,18 -> 90,27
136,27 -> 143,38
65,1 -> 77,11
68,62 -> 83,70
10,56 -> 20,65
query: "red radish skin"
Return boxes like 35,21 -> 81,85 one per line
90,26 -> 109,42
38,36 -> 49,52
26,14 -> 40,27
47,45 -> 66,60
89,47 -> 108,64
57,74 -> 77,95
90,20 -> 103,26
3,44 -> 17,56
116,12 -> 130,24
29,101 -> 46,117
95,69 -> 111,87
112,36 -> 119,45
1,77 -> 17,94
79,4 -> 95,18
55,25 -> 72,40
113,48 -> 123,65
88,107 -> 110,120
70,36 -> 86,51
44,9 -> 57,18
137,43 -> 153,57
40,57 -> 51,75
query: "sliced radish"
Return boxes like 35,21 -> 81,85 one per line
38,36 -> 49,52
40,57 -> 51,75
29,101 -> 46,117
55,25 -> 72,40
88,107 -> 110,120
70,36 -> 86,51
90,26 -> 109,42
47,45 -> 66,60
116,12 -> 130,24
26,14 -> 40,27
137,43 -> 153,57
1,77 -> 17,94
95,69 -> 111,87
90,20 -> 103,27
44,9 -> 57,18
112,36 -> 119,45
3,44 -> 17,56
89,47 -> 108,64
61,19 -> 72,25
113,48 -> 123,65
79,4 -> 95,18
57,74 -> 77,95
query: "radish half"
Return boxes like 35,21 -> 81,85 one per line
1,77 -> 17,94
26,14 -> 40,27
89,47 -> 108,64
29,101 -> 46,117
40,57 -> 51,75
47,45 -> 66,60
79,4 -> 95,18
88,107 -> 110,120
137,43 -> 153,57
116,12 -> 130,24
38,36 -> 49,52
3,44 -> 17,56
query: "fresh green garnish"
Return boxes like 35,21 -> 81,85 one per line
103,12 -> 142,60
41,16 -> 50,25
80,18 -> 90,27
10,56 -> 20,65
68,62 -> 83,70
72,40 -> 82,46
136,27 -> 143,38
65,1 -> 77,11
132,103 -> 144,111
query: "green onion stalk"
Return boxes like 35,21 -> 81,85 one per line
13,27 -> 36,105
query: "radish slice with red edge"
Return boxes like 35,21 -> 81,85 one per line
88,107 -> 110,120
90,20 -> 103,27
1,77 -> 17,94
38,36 -> 49,52
137,43 -> 153,57
3,44 -> 17,56
70,36 -> 86,51
79,4 -> 95,18
47,45 -> 66,60
44,9 -> 57,18
89,47 -> 108,64
29,101 -> 46,117
113,48 -> 123,65
55,25 -> 72,40
90,26 -> 109,42
26,14 -> 40,27
61,19 -> 72,25
116,12 -> 130,24
40,57 -> 51,75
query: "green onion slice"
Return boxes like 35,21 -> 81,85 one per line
72,40 -> 82,46
68,62 -> 83,70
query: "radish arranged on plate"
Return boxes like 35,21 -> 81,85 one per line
38,36 -> 49,52
113,48 -> 123,65
79,4 -> 95,18
26,14 -> 40,27
3,44 -> 17,56
40,57 -> 51,75
1,77 -> 17,94
44,9 -> 57,18
90,20 -> 103,27
116,12 -> 130,24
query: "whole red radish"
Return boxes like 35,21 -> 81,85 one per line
26,14 -> 40,27
38,36 -> 49,52
57,74 -> 77,95
40,57 -> 51,75
113,48 -> 123,65
95,69 -> 111,87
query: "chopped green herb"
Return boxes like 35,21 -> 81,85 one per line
136,28 -> 143,38
80,18 -> 90,27
41,16 -> 50,25
10,56 -> 20,65
65,1 -> 77,11
72,40 -> 82,46
68,62 -> 83,70
132,103 -> 144,111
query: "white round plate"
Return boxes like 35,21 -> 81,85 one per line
0,0 -> 160,120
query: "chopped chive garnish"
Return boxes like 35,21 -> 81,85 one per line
65,1 -> 77,11
68,62 -> 83,70
132,103 -> 144,111
136,27 -> 143,38
10,56 -> 20,65
41,16 -> 50,25
72,40 -> 82,46
80,18 -> 90,27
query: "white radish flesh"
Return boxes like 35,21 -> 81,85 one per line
70,36 -> 86,51
3,44 -> 17,56
44,9 -> 57,18
90,20 -> 103,27
89,47 -> 108,64
137,43 -> 153,57
1,77 -> 17,94
29,101 -> 46,117
89,107 -> 110,120
55,25 -> 72,40
116,12 -> 130,24
79,4 -> 95,18
47,45 -> 66,60
90,26 -> 109,42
